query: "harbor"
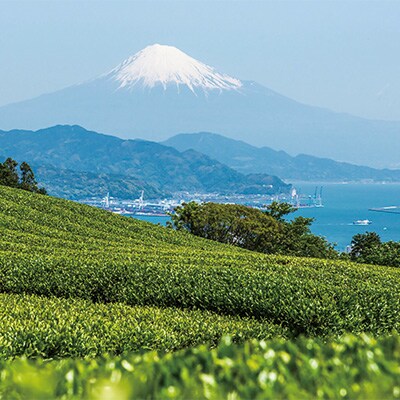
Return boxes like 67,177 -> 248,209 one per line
79,186 -> 325,217
79,183 -> 400,251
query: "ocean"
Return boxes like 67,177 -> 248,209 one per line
292,183 -> 400,250
133,183 -> 400,251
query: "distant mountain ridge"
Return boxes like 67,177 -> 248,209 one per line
163,132 -> 400,182
0,125 -> 289,198
32,163 -> 163,200
0,44 -> 399,168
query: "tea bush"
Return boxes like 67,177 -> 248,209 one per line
0,185 -> 399,338
1,334 -> 399,399
0,292 -> 285,358
1,185 -> 400,397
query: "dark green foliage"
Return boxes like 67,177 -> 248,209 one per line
264,201 -> 296,221
169,202 -> 280,253
0,158 -> 46,194
1,334 -> 400,399
365,241 -> 400,268
278,215 -> 337,259
0,158 -> 19,188
350,232 -> 382,260
19,161 -> 36,190
350,232 -> 400,268
170,201 -> 337,259
265,202 -> 338,258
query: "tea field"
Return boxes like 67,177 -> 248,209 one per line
0,185 -> 399,398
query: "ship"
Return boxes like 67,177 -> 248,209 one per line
353,219 -> 372,226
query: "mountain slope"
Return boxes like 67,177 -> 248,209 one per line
0,44 -> 399,167
33,164 -> 163,200
164,132 -> 400,182
109,43 -> 242,92
0,125 -> 289,197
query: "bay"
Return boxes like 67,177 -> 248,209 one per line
293,183 -> 400,250
132,183 -> 400,251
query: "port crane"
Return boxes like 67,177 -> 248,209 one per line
138,190 -> 144,210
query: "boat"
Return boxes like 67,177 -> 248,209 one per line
353,219 -> 372,226
111,209 -> 134,216
134,211 -> 168,217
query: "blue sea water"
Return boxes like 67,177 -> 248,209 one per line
292,183 -> 400,250
133,183 -> 400,251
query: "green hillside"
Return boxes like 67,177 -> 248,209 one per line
0,125 -> 290,198
0,185 -> 399,398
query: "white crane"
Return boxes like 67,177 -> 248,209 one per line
138,190 -> 144,210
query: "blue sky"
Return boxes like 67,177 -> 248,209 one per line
1,0 -> 399,120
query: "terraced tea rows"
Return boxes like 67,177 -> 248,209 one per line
0,185 -> 399,339
0,185 -> 400,398
0,293 -> 285,358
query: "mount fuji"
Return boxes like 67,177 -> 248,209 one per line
1,43 -> 400,168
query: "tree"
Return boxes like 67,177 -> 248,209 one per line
0,158 -> 19,188
350,232 -> 400,268
0,158 -> 47,194
169,202 -> 280,253
350,232 -> 381,262
268,211 -> 337,259
264,201 -> 296,221
169,202 -> 337,259
20,162 -> 37,190
168,201 -> 202,234
365,241 -> 400,268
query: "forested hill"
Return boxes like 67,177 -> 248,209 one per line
164,132 -> 400,182
0,125 -> 289,198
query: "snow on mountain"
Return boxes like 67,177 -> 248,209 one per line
0,43 -> 400,168
107,44 -> 242,93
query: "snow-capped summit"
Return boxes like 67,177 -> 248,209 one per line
108,44 -> 242,93
1,43 -> 400,168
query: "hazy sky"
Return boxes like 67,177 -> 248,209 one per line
1,0 -> 399,120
